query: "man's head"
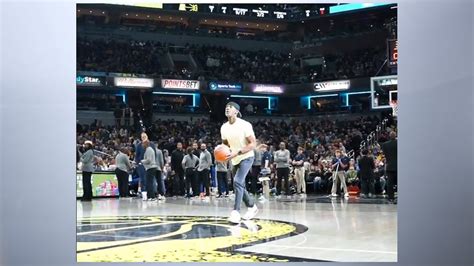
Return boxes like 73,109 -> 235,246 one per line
335,149 -> 341,157
225,102 -> 241,118
279,142 -> 286,150
84,140 -> 93,150
200,143 -> 207,151
297,146 -> 304,154
120,147 -> 129,155
186,147 -> 193,155
141,132 -> 149,142
177,142 -> 183,150
390,131 -> 397,140
192,142 -> 198,150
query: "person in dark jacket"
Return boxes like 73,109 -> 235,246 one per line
381,131 -> 397,203
358,149 -> 376,198
171,142 -> 185,196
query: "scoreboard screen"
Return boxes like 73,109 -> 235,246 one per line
388,39 -> 398,67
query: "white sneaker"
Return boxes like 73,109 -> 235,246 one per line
243,205 -> 258,220
227,210 -> 241,224
344,193 -> 349,198
330,193 -> 338,197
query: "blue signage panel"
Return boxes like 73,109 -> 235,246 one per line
209,81 -> 242,92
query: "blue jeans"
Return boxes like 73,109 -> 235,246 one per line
232,157 -> 255,211
155,170 -> 165,195
217,171 -> 228,195
137,164 -> 146,191
210,166 -> 217,187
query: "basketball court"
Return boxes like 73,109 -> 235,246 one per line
77,196 -> 397,262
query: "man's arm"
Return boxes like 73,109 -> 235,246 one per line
340,157 -> 349,168
125,155 -> 133,170
194,155 -> 200,168
158,150 -> 164,170
206,152 -> 212,168
256,143 -> 268,151
223,139 -> 230,147
273,151 -> 280,163
240,135 -> 257,154
226,135 -> 256,160
298,155 -> 306,165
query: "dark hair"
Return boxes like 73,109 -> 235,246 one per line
84,143 -> 93,151
186,147 -> 193,154
362,149 -> 369,155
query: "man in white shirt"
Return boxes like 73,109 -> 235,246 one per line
220,102 -> 258,224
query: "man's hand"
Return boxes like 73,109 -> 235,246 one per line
256,144 -> 268,151
226,150 -> 239,161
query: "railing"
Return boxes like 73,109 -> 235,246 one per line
347,117 -> 390,159
360,118 -> 390,151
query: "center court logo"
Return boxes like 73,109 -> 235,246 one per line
77,215 -> 309,262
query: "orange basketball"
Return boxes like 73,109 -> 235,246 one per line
214,144 -> 230,162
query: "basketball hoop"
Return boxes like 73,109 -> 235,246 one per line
390,100 -> 398,117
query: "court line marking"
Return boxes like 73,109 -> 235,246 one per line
255,244 -> 397,255
77,222 -> 141,226
77,222 -> 176,235
77,223 -> 195,253
77,220 -> 244,236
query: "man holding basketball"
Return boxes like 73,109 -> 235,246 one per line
220,102 -> 258,224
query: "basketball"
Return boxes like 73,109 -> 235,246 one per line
214,144 -> 230,162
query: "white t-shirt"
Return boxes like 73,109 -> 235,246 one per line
220,118 -> 255,165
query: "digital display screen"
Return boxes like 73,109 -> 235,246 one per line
388,39 -> 398,67
76,171 -> 120,197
